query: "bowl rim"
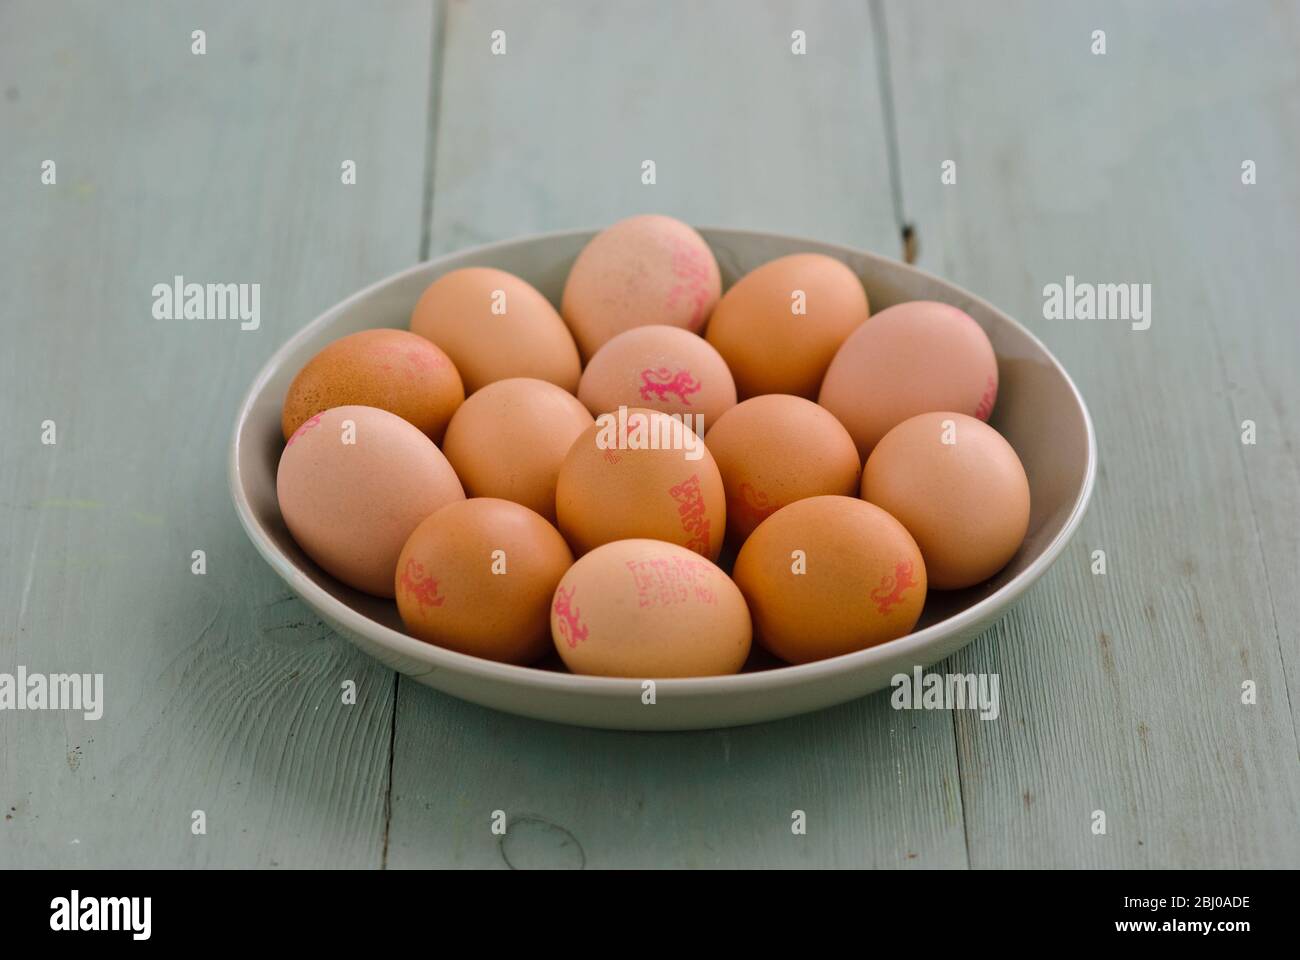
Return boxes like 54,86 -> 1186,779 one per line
229,225 -> 1098,699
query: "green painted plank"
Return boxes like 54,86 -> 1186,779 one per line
885,0 -> 1300,867
386,0 -> 966,869
0,0 -> 434,867
426,0 -> 901,257
386,694 -> 963,869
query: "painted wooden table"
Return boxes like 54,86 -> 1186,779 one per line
2,0 -> 1297,868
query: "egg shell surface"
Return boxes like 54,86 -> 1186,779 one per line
818,300 -> 998,459
555,408 -> 726,559
441,378 -> 595,523
704,394 -> 861,544
276,405 -> 465,597
561,215 -> 721,361
280,328 -> 464,443
410,266 -> 581,395
861,411 -> 1030,590
705,253 -> 869,399
395,498 -> 574,665
732,495 -> 926,664
578,325 -> 737,429
551,538 -> 751,677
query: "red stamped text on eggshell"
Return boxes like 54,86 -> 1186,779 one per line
625,556 -> 717,608
669,474 -> 712,556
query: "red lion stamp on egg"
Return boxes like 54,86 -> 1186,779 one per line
731,482 -> 777,531
870,560 -> 918,615
639,367 -> 701,405
553,586 -> 589,648
398,558 -> 445,609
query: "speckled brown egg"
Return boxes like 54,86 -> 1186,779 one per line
410,267 -> 581,395
732,495 -> 926,664
395,498 -> 574,665
550,539 -> 750,677
578,325 -> 736,429
705,253 -> 869,399
555,408 -> 726,559
819,300 -> 998,459
704,394 -> 861,544
281,328 -> 464,443
861,412 -> 1030,590
276,405 -> 465,597
561,215 -> 721,361
441,378 -> 594,523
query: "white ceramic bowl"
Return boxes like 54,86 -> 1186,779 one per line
230,228 -> 1096,730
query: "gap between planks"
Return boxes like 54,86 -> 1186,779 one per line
872,0 -> 968,865
383,0 -> 450,870
868,0 -> 917,263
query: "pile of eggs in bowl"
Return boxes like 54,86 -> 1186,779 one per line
276,214 -> 1030,677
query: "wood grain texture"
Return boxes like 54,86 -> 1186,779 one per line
424,0 -> 901,257
384,0 -> 968,868
0,0 -> 433,866
5,0 -> 1296,869
884,0 -> 1300,867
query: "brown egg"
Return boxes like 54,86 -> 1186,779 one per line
732,496 -> 926,664
410,267 -> 581,395
861,412 -> 1029,590
561,215 -> 721,360
276,406 -> 465,597
551,539 -> 750,677
281,328 -> 464,443
395,498 -> 574,665
441,378 -> 594,523
819,300 -> 998,459
705,253 -> 869,399
578,325 -> 736,429
555,408 -> 725,559
704,395 -> 861,545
